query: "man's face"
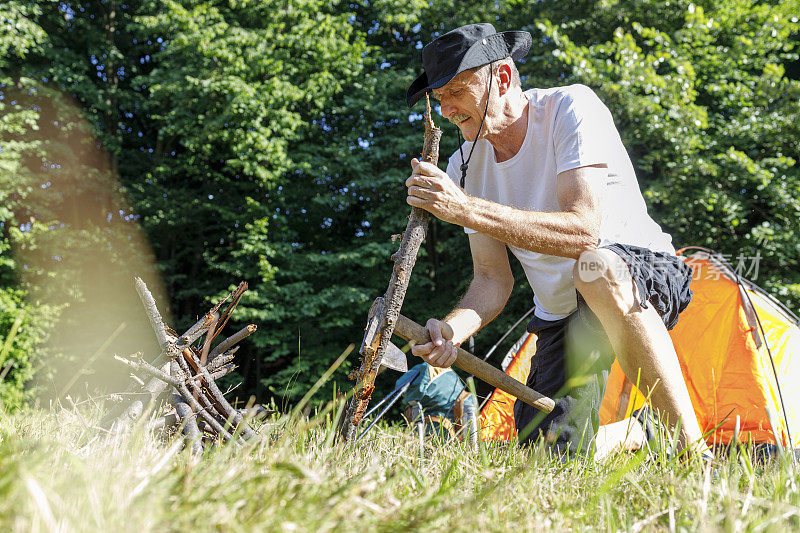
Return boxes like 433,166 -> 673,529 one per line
431,67 -> 491,142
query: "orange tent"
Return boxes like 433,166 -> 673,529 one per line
480,249 -> 799,449
479,332 -> 536,440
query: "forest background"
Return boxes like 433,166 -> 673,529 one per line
1,0 -> 799,410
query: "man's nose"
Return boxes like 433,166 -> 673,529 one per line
439,99 -> 456,118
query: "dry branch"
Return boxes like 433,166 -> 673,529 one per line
170,393 -> 203,456
177,313 -> 216,347
207,351 -> 236,372
135,277 -> 169,350
208,325 -> 256,361
198,313 -> 220,366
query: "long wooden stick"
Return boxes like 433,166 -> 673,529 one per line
393,311 -> 555,413
339,95 -> 442,443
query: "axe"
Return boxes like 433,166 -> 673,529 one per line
367,297 -> 555,413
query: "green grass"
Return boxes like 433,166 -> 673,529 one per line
0,402 -> 798,532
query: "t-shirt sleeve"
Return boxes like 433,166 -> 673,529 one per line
446,158 -> 478,234
553,85 -> 613,175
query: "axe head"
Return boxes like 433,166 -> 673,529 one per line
361,297 -> 409,373
381,342 -> 409,373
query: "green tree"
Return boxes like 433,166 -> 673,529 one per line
125,0 -> 376,399
1,0 -> 169,400
0,1 -> 55,408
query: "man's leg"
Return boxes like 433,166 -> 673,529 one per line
572,248 -> 709,454
515,316 -> 608,455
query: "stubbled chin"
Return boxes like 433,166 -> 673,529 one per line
460,126 -> 479,142
456,119 -> 479,141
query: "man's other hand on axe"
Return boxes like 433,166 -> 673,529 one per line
404,23 -> 710,458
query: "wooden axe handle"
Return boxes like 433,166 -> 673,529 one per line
393,313 -> 555,413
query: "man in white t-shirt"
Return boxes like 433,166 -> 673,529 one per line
404,23 -> 708,456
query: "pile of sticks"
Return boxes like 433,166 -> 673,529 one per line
102,278 -> 262,454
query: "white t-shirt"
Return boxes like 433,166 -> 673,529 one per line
445,84 -> 674,321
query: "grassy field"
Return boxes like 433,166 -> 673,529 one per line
1,399 -> 799,533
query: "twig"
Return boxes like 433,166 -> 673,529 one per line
209,364 -> 236,381
186,363 -> 236,384
174,358 -> 243,445
74,392 -> 140,406
210,282 -> 248,344
135,277 -> 169,350
170,361 -> 241,446
198,313 -> 220,366
104,359 -> 172,433
224,382 -> 242,395
170,393 -> 203,455
208,325 -> 256,361
177,313 -> 216,347
207,350 -> 236,372
193,360 -> 257,441
114,354 -> 181,388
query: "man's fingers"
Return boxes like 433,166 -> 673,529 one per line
411,342 -> 433,357
405,174 -> 444,190
407,186 -> 434,199
424,341 -> 457,368
449,343 -> 458,365
407,161 -> 442,179
406,195 -> 425,208
413,319 -> 458,368
414,161 -> 441,176
428,320 -> 444,346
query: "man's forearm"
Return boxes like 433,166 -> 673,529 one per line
443,272 -> 512,345
454,196 -> 598,260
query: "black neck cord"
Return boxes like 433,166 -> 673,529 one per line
457,63 -> 493,189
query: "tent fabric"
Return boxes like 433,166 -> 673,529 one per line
480,251 -> 799,447
479,333 -> 536,440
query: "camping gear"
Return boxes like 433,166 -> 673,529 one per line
391,308 -> 555,412
397,363 -> 470,440
480,332 -> 537,441
479,249 -> 799,450
339,98 -> 442,443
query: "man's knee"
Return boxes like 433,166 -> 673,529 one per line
573,248 -> 636,312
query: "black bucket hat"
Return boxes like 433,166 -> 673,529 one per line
406,23 -> 532,108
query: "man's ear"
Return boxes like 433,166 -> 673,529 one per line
496,62 -> 513,96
